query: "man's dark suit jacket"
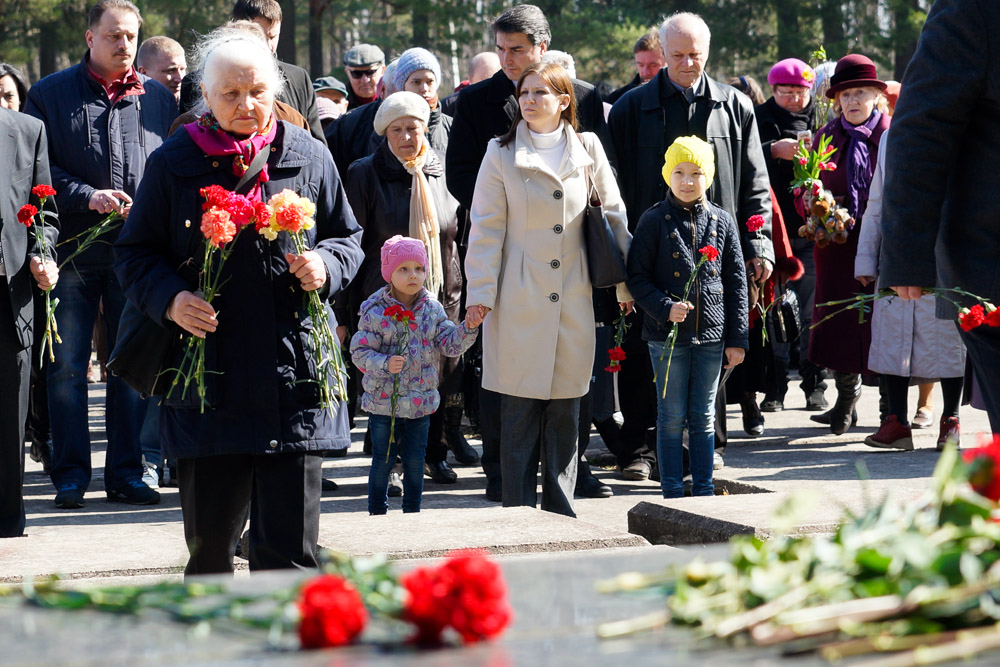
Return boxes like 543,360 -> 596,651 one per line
0,108 -> 57,350
445,69 -> 616,210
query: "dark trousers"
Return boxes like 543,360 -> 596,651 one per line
25,295 -> 50,448
0,292 -> 29,538
177,452 -> 322,577
616,309 -> 657,465
479,387 -> 502,485
500,394 -> 579,517
961,325 -> 1000,431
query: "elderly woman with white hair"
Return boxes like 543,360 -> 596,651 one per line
346,91 -> 477,482
114,26 -> 363,576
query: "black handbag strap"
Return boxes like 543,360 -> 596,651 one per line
577,133 -> 601,206
234,142 -> 272,195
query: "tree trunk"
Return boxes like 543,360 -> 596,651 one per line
892,0 -> 923,80
819,0 -> 847,59
39,21 -> 58,78
309,0 -> 323,78
277,0 -> 296,65
774,0 -> 802,60
412,0 -> 430,48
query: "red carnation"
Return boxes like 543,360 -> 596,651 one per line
605,365 -> 622,373
297,574 -> 368,649
985,305 -> 1000,328
252,201 -> 271,229
402,549 -> 511,645
17,204 -> 37,227
960,305 -> 986,332
275,201 -> 310,233
200,207 -> 236,248
200,184 -> 233,212
962,434 -> 1000,503
608,346 -> 627,362
226,193 -> 255,227
32,184 -> 57,198
384,305 -> 404,318
746,215 -> 765,233
698,245 -> 720,262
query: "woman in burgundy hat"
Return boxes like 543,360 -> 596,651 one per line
808,54 -> 891,435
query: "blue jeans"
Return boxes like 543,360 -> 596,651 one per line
648,341 -> 723,498
47,264 -> 144,491
368,414 -> 430,514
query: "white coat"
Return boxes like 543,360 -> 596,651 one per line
466,120 -> 631,400
855,132 -> 966,380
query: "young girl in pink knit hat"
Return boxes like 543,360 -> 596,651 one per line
350,235 -> 483,514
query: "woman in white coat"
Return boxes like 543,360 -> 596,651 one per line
465,62 -> 631,517
855,127 -> 966,451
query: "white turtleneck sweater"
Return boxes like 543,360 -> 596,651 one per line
528,126 -> 567,174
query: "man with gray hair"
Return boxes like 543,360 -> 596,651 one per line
136,35 -> 186,101
607,11 -> 773,479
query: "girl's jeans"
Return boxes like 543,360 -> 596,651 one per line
648,341 -> 723,498
367,414 -> 430,514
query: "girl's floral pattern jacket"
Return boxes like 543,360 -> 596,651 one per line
350,287 -> 477,418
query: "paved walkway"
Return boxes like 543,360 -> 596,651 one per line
2,380 -> 989,585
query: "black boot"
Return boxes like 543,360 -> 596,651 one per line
810,407 -> 858,426
829,372 -> 862,435
444,404 -> 480,466
575,459 -> 612,498
740,392 -> 765,436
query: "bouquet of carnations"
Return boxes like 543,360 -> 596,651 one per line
605,309 -> 629,374
256,189 -> 349,414
166,185 -> 269,412
17,185 -> 60,365
791,135 -> 854,247
1,549 -> 511,650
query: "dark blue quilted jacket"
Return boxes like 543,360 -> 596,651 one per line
626,195 -> 749,348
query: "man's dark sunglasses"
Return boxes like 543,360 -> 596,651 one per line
348,68 -> 379,79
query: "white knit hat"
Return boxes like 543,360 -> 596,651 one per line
373,91 -> 430,136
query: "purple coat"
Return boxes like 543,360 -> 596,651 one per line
809,111 -> 891,374
350,287 -> 477,419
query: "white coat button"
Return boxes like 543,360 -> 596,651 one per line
269,439 -> 278,448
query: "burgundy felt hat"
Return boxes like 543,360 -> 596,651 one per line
825,54 -> 886,99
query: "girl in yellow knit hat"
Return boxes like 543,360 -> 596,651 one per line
625,136 -> 749,498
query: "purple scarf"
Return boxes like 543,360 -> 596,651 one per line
840,110 -> 882,218
183,112 -> 277,202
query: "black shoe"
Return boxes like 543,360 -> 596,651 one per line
760,399 -> 783,412
620,459 -> 651,480
485,477 -> 502,502
741,396 -> 765,437
321,478 -> 339,491
576,473 -> 613,498
30,440 -> 53,473
424,460 -> 458,484
805,390 -> 829,411
54,484 -> 85,509
106,480 -> 161,505
444,405 -> 480,466
810,407 -> 858,427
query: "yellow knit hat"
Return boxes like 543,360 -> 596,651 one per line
662,136 -> 715,186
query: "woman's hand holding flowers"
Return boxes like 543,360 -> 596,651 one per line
30,256 -> 58,290
669,301 -> 691,323
169,290 -> 218,338
286,251 -> 327,292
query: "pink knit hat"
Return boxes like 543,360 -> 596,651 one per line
767,58 -> 815,89
381,235 -> 428,283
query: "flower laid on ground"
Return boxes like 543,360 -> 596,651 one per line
790,134 -> 854,247
383,304 -> 417,453
0,549 -> 511,651
256,189 -> 348,411
605,309 -> 630,374
814,287 -> 998,333
297,575 -> 368,648
656,245 -> 719,398
402,549 -> 512,644
167,185 -> 267,412
596,442 -> 1000,663
18,186 -> 60,364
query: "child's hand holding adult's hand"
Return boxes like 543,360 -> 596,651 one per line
724,347 -> 745,369
669,301 -> 691,323
387,355 -> 405,374
465,307 -> 484,329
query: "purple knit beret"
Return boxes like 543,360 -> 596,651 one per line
767,58 -> 815,89
381,235 -> 428,283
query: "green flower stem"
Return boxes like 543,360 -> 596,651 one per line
812,287 -> 995,330
57,213 -> 122,269
656,255 -> 709,399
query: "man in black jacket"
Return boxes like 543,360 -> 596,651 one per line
446,3 -> 616,503
608,12 -> 773,478
0,109 -> 59,537
605,29 -> 665,106
880,0 -> 1000,429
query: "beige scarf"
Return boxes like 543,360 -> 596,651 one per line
397,142 -> 444,297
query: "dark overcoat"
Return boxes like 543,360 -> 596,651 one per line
809,112 -> 890,374
114,122 -> 363,459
